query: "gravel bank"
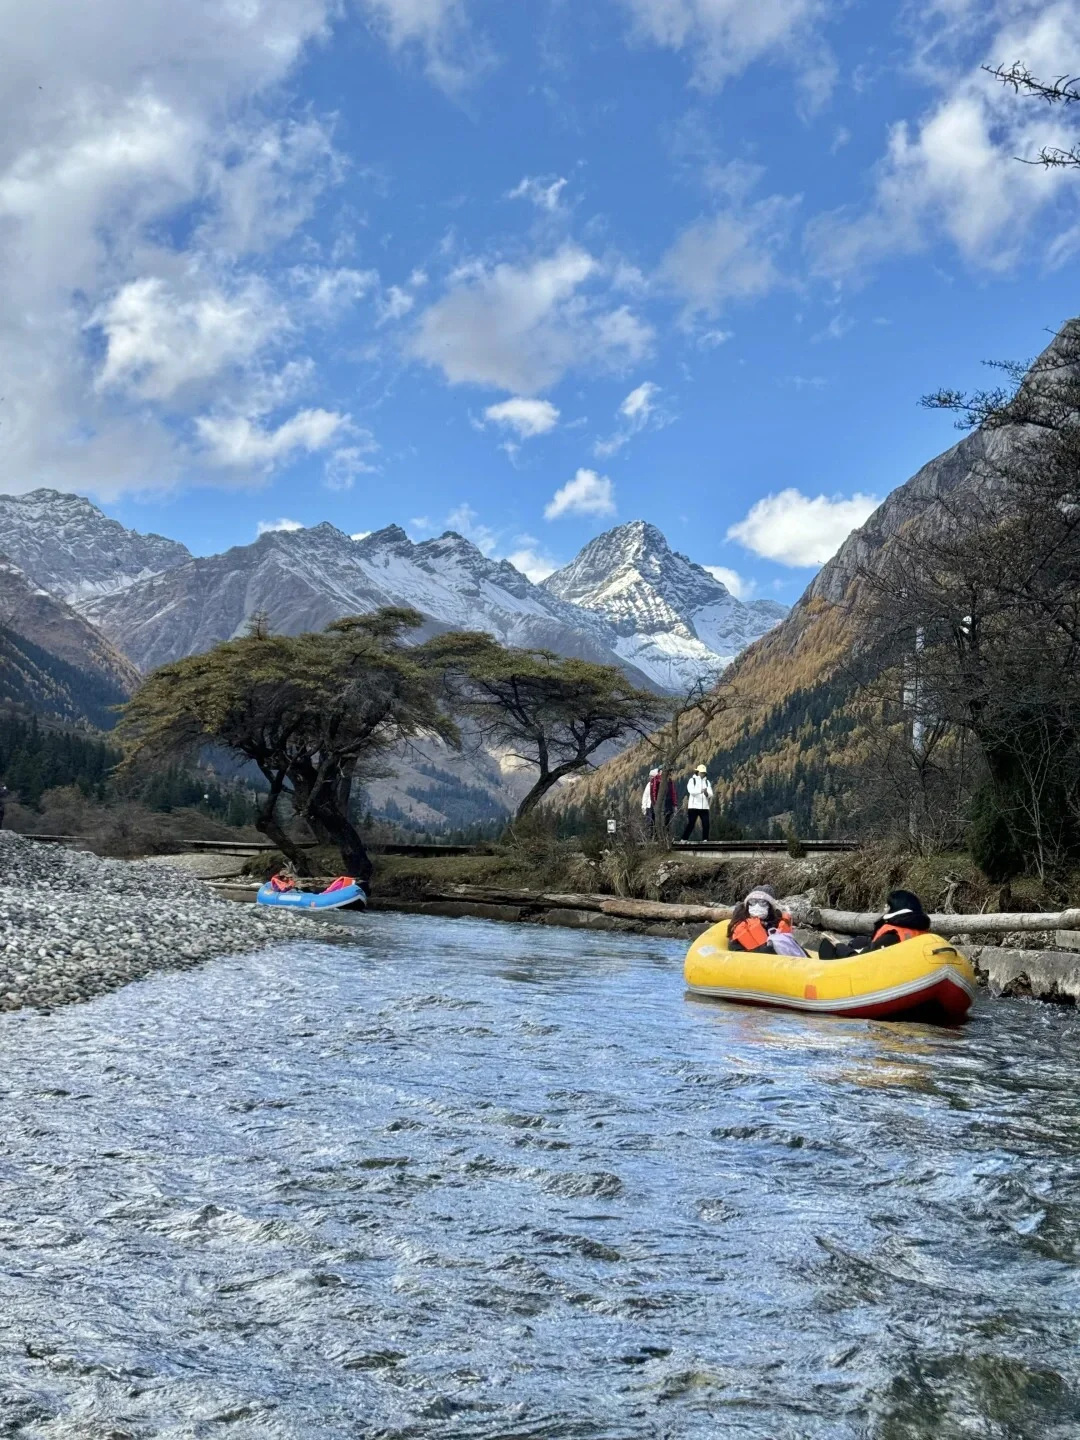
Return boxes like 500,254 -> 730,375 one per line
0,832 -> 333,1013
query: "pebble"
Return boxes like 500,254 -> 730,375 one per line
0,831 -> 332,1014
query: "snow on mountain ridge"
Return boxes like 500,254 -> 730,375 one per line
80,519 -> 652,682
0,488 -> 191,603
543,520 -> 787,690
4,491 -> 785,695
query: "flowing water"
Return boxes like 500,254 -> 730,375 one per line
1,913 -> 1079,1439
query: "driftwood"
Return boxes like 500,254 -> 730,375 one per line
438,885 -> 1080,937
438,885 -> 731,925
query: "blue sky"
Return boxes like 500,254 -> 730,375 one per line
2,1 -> 1078,604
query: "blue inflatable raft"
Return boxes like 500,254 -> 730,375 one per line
256,877 -> 368,912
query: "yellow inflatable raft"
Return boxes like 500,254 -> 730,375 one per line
684,925 -> 976,1023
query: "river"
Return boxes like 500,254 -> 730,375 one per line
1,912 -> 1078,1438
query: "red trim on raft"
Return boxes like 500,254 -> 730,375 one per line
695,976 -> 973,1023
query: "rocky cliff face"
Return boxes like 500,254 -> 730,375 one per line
556,355 -> 1051,833
543,520 -> 786,690
0,558 -> 140,692
0,489 -> 190,603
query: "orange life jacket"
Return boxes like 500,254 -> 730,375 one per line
730,909 -> 794,949
872,922 -> 921,946
323,876 -> 355,894
269,874 -> 296,892
730,916 -> 770,950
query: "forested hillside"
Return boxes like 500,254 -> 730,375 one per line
0,625 -> 129,729
563,321 -> 1080,867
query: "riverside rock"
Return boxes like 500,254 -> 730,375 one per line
0,832 -> 332,1012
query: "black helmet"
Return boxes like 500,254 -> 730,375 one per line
882,889 -> 930,927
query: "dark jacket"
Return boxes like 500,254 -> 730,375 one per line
649,773 -> 677,812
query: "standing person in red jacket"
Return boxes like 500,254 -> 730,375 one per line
641,767 -> 676,838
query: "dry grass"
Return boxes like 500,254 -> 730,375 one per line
8,786 -> 260,859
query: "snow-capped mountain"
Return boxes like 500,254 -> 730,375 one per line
80,523 -> 653,681
0,489 -> 191,603
4,491 -> 784,695
542,521 -> 787,690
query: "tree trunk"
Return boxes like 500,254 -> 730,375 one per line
254,777 -> 311,874
308,791 -> 374,887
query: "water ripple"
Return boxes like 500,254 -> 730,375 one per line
0,911 -> 1078,1437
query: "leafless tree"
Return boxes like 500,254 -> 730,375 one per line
852,321 -> 1080,878
985,62 -> 1080,170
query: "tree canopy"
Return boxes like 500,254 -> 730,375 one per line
119,608 -> 456,883
857,321 -> 1080,879
424,633 -> 668,819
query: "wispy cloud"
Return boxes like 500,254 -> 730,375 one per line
483,397 -> 560,438
257,517 -> 305,537
594,380 -> 669,457
411,246 -> 652,393
507,175 -> 569,212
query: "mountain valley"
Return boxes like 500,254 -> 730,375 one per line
0,493 -> 787,826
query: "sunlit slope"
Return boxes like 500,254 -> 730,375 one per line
557,316 -> 1078,837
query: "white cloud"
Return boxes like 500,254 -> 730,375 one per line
92,275 -> 288,403
620,380 -> 659,422
483,397 -> 560,438
660,197 -> 796,319
377,284 -> 416,325
620,0 -> 833,98
704,564 -> 754,599
544,468 -> 616,521
351,529 -> 373,541
357,0 -> 486,91
507,175 -> 569,212
807,3 -> 1080,277
506,545 -> 559,584
257,517 -> 305,536
411,245 -> 653,393
0,0 -> 357,499
198,408 -> 350,470
594,380 -> 667,457
727,488 -> 880,567
294,265 -> 378,318
446,502 -> 498,555
325,438 -> 379,490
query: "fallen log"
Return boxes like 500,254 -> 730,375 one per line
438,885 -> 606,912
439,884 -> 730,925
435,885 -> 1080,937
816,907 -> 1080,937
597,898 -> 732,924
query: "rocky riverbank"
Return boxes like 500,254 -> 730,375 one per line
0,832 -> 333,1013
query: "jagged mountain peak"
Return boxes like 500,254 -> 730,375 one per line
543,520 -> 786,690
356,523 -> 411,547
0,488 -> 191,604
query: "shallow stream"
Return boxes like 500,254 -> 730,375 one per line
1,912 -> 1078,1437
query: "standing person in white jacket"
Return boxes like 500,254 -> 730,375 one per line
682,764 -> 713,842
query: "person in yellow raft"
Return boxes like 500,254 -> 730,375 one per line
818,889 -> 932,959
727,885 -> 795,953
